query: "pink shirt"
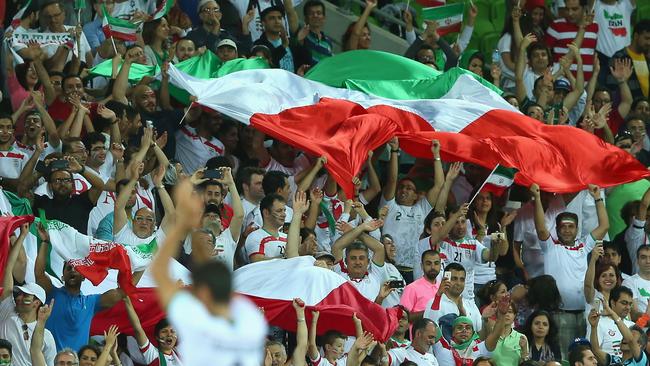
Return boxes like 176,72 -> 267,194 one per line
399,277 -> 440,312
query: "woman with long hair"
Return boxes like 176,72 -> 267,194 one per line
342,0 -> 376,51
522,310 -> 561,362
142,17 -> 172,66
584,244 -> 622,316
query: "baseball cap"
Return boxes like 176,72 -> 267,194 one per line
16,283 -> 47,304
554,79 -> 571,91
314,251 -> 335,262
217,39 -> 237,51
260,5 -> 285,20
568,337 -> 591,353
197,0 -> 217,12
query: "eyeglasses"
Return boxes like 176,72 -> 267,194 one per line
134,216 -> 155,223
202,7 -> 221,13
52,178 -> 73,184
22,324 -> 29,341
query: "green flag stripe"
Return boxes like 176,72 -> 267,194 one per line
422,3 -> 464,19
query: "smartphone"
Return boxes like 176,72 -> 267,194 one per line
204,169 -> 223,180
50,159 -> 69,171
490,232 -> 503,241
592,299 -> 601,311
443,271 -> 452,281
388,280 -> 405,289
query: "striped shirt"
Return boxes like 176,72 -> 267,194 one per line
304,30 -> 333,64
545,19 -> 598,80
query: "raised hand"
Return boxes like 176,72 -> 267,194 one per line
173,179 -> 205,229
529,183 -> 541,197
152,164 -> 166,187
37,299 -> 54,322
446,162 -> 462,181
297,24 -> 310,42
588,184 -> 601,199
293,191 -> 310,215
431,139 -> 441,156
610,58 -> 633,83
521,33 -> 537,49
362,219 -> 384,232
388,137 -> 399,151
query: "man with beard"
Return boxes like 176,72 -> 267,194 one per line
124,297 -> 181,366
400,250 -> 442,314
175,109 -> 225,175
0,224 -> 56,366
186,0 -> 253,54
422,263 -> 482,332
331,219 -> 389,302
47,75 -> 94,122
14,96 -> 61,161
186,168 -> 243,271
237,167 -> 266,220
0,115 -> 41,193
32,158 -> 105,233
34,223 -> 125,351
112,52 -> 200,158
200,180 -> 234,229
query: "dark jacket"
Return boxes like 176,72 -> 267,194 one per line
253,33 -> 311,71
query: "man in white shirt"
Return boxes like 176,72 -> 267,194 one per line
236,166 -> 266,220
423,262 -> 482,332
39,1 -> 93,66
331,219 -> 389,302
245,193 -> 288,262
151,179 -> 268,366
175,110 -> 225,174
0,116 -> 34,193
530,183 -> 609,359
244,171 -> 294,230
624,185 -> 650,273
385,318 -> 440,366
623,245 -> 650,317
380,139 -> 444,281
586,286 -> 635,359
0,223 -> 56,366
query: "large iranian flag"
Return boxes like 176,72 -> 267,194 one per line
167,64 -> 650,198
422,2 -> 464,36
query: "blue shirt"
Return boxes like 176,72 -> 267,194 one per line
607,352 -> 648,366
96,213 -> 133,241
45,286 -> 102,351
83,18 -> 105,52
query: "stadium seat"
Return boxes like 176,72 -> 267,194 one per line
637,4 -> 650,24
490,0 -> 506,31
468,19 -> 495,50
474,0 -> 491,22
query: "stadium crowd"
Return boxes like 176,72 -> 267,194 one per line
0,0 -> 649,365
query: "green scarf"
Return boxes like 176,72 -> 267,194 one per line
451,316 -> 480,350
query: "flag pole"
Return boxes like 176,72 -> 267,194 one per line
110,35 -> 118,55
467,164 -> 500,207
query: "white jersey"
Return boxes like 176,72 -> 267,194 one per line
333,260 -> 390,302
244,228 -> 287,261
540,234 -> 596,310
0,146 -> 30,179
380,197 -> 433,268
388,346 -> 439,366
438,237 -> 487,300
586,316 -> 635,359
14,141 -> 61,161
308,354 -> 347,366
433,340 -> 491,366
594,0 -> 635,57
423,294 -> 483,333
174,126 -> 225,175
623,274 -> 650,314
139,340 -> 183,366
168,292 -> 267,366
114,226 -> 166,271
111,0 -> 156,20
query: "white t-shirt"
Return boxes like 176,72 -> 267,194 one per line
0,146 -> 30,179
433,340 -> 490,366
586,316 -> 635,359
174,126 -> 225,175
114,225 -> 166,271
623,274 -> 650,313
382,262 -> 405,308
308,353 -> 347,366
594,0 -> 635,57
139,340 -> 183,366
423,294 -> 483,333
388,346 -> 439,366
15,141 -> 61,162
244,228 -> 287,261
497,33 -> 516,89
438,237 -> 487,300
0,297 -> 57,366
624,218 -> 647,273
540,234 -> 596,310
333,260 -> 391,302
466,221 -> 496,286
168,292 -> 267,366
111,0 -> 156,20
380,197 -> 433,268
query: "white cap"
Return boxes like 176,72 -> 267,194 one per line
16,283 -> 46,304
216,39 -> 237,50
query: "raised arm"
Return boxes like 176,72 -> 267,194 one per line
345,0 -> 377,51
382,138 -> 399,201
611,58 -> 634,119
515,34 -> 537,104
292,299 -> 308,366
307,311 -> 320,361
284,0 -> 299,34
588,310 -> 608,365
34,224 -> 54,295
588,185 -> 609,240
331,220 -> 382,262
584,242 -> 603,304
485,297 -> 509,351
151,179 -> 204,309
31,300 -> 53,366
66,156 -> 105,204
111,54 -> 132,104
426,140 -> 445,206
3,224 -> 30,299
123,297 -> 149,347
530,184 -> 550,241
222,168 -> 244,241
113,162 -> 140,235
359,222 -> 385,265
287,191 -> 310,259
95,325 -> 119,366
563,43 -> 584,111
151,164 -> 175,232
434,162 -> 461,213
360,151 -> 381,203
296,157 -> 326,192
430,204 -> 469,244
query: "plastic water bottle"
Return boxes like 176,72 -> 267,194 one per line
492,49 -> 500,64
